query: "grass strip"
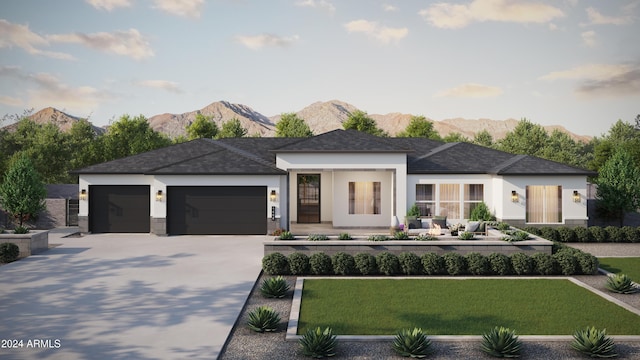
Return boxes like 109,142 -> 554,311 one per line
598,257 -> 640,280
298,279 -> 640,335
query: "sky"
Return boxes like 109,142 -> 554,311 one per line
0,0 -> 639,137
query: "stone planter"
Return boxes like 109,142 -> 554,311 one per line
0,230 -> 49,258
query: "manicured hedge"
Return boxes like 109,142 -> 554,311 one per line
526,225 -> 640,243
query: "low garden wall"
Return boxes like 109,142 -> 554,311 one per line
0,230 -> 49,258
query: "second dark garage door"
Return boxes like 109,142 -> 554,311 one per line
167,186 -> 267,235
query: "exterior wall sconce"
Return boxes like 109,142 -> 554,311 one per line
270,190 -> 277,202
511,190 -> 518,202
573,190 -> 580,202
156,190 -> 164,201
80,189 -> 87,201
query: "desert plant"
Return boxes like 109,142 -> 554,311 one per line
511,253 -> 534,275
393,231 -> 410,240
497,222 -> 511,231
415,234 -> 437,241
421,253 -> 445,275
299,326 -> 337,358
309,253 -> 333,275
0,242 -> 20,263
573,226 -> 591,242
288,252 -> 310,275
604,226 -> 623,242
392,327 -> 432,358
307,234 -> 329,241
466,252 -> 490,275
488,253 -> 513,275
589,226 -> 608,243
332,252 -> 356,275
376,252 -> 401,275
271,228 -> 284,236
398,252 -> 423,275
539,227 -> 559,242
260,276 -> 290,298
621,226 -> 640,243
571,326 -> 617,358
13,226 -> 29,234
279,231 -> 295,240
247,306 -> 281,332
470,201 -> 492,221
553,249 -> 579,275
262,252 -> 290,275
480,326 -> 522,358
368,234 -> 389,242
606,273 -> 638,294
354,253 -> 377,275
443,252 -> 467,276
458,231 -> 475,240
338,233 -> 353,240
531,253 -> 558,275
557,227 -> 577,243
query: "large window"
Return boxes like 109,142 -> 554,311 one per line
464,184 -> 484,218
415,183 -> 484,219
526,185 -> 562,223
415,184 -> 434,217
349,182 -> 381,214
439,184 -> 460,219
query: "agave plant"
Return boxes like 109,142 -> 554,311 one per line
392,327 -> 432,358
247,306 -> 280,333
571,326 -> 617,358
480,326 -> 522,358
299,326 -> 337,358
606,273 -> 638,294
260,276 -> 290,298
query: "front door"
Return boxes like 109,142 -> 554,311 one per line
297,174 -> 320,223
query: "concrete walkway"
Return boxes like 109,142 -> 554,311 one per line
0,228 -> 266,360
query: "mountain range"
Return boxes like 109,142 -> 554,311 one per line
4,100 -> 591,142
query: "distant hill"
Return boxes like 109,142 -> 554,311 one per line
2,107 -> 105,134
2,101 -> 591,143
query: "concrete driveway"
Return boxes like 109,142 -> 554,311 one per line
0,229 -> 266,360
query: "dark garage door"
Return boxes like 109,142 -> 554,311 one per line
89,185 -> 150,233
167,186 -> 266,235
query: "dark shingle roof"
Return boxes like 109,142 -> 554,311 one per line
273,129 -> 410,152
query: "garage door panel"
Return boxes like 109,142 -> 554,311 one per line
90,185 -> 150,233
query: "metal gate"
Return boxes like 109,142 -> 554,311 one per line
66,199 -> 79,226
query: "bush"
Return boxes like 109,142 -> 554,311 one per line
501,230 -> 530,242
260,276 -> 290,298
589,226 -> 608,243
392,328 -> 432,358
0,242 -> 19,263
309,253 -> 333,275
443,253 -> 467,276
368,235 -> 389,241
511,253 -> 534,275
605,226 -> 623,242
553,249 -> 579,275
573,226 -> 590,242
262,253 -> 289,275
338,233 -> 353,240
571,326 -> 617,358
480,326 -> 522,358
497,222 -> 511,231
398,252 -> 423,275
299,327 -> 337,358
606,273 -> 638,294
488,253 -> 513,276
466,252 -> 490,275
279,231 -> 295,240
13,226 -> 29,234
532,253 -> 558,275
376,252 -> 401,276
621,226 -> 640,243
523,226 -> 541,236
470,202 -> 493,221
415,234 -> 437,241
288,253 -> 310,275
354,253 -> 377,275
556,227 -> 576,243
539,227 -> 559,242
247,306 -> 280,332
307,234 -> 329,241
332,252 -> 356,275
575,252 -> 599,275
393,231 -> 410,240
421,253 -> 445,275
458,231 -> 475,240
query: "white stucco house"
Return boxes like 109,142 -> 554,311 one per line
72,129 -> 596,235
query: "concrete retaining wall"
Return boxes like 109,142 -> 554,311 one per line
0,230 -> 49,258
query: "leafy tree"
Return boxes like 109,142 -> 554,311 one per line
496,119 -> 548,157
396,115 -> 440,140
443,132 -> 469,143
101,114 -> 172,161
275,113 -> 313,137
473,129 -> 494,147
0,154 -> 46,227
342,110 -> 387,136
68,119 -> 101,172
541,130 -> 589,168
216,118 -> 248,139
596,149 -> 640,226
186,113 -> 218,140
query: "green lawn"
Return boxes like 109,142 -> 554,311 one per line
598,257 -> 640,280
298,279 -> 640,335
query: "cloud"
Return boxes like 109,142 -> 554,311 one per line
47,29 -> 154,60
151,0 -> 204,18
344,19 -> 408,44
0,20 -> 74,60
86,0 -> 132,11
295,0 -> 336,14
581,30 -> 596,47
418,0 -> 564,29
235,34 -> 300,50
584,6 -> 634,25
435,83 -> 504,98
382,4 -> 398,12
540,63 -> 640,97
0,95 -> 23,107
135,80 -> 183,93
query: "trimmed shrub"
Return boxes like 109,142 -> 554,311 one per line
511,253 -> 534,275
279,231 -> 295,240
466,252 -> 490,275
331,252 -> 356,275
573,226 -> 590,242
539,227 -> 559,242
393,327 -> 432,358
0,242 -> 20,263
247,306 -> 281,332
557,227 -> 576,243
338,233 -> 353,240
260,276 -> 290,298
288,253 -> 310,275
553,249 -> 579,275
621,226 -> 640,243
307,234 -> 329,241
523,226 -> 541,236
299,326 -> 337,358
481,326 -> 522,358
376,252 -> 401,276
443,252 -> 467,276
398,252 -> 423,275
576,252 -> 599,275
532,253 -> 558,275
421,253 -> 445,275
262,253 -> 289,275
605,226 -> 623,243
354,253 -> 377,275
488,253 -> 513,276
571,326 -> 617,358
309,253 -> 333,275
588,226 -> 608,243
